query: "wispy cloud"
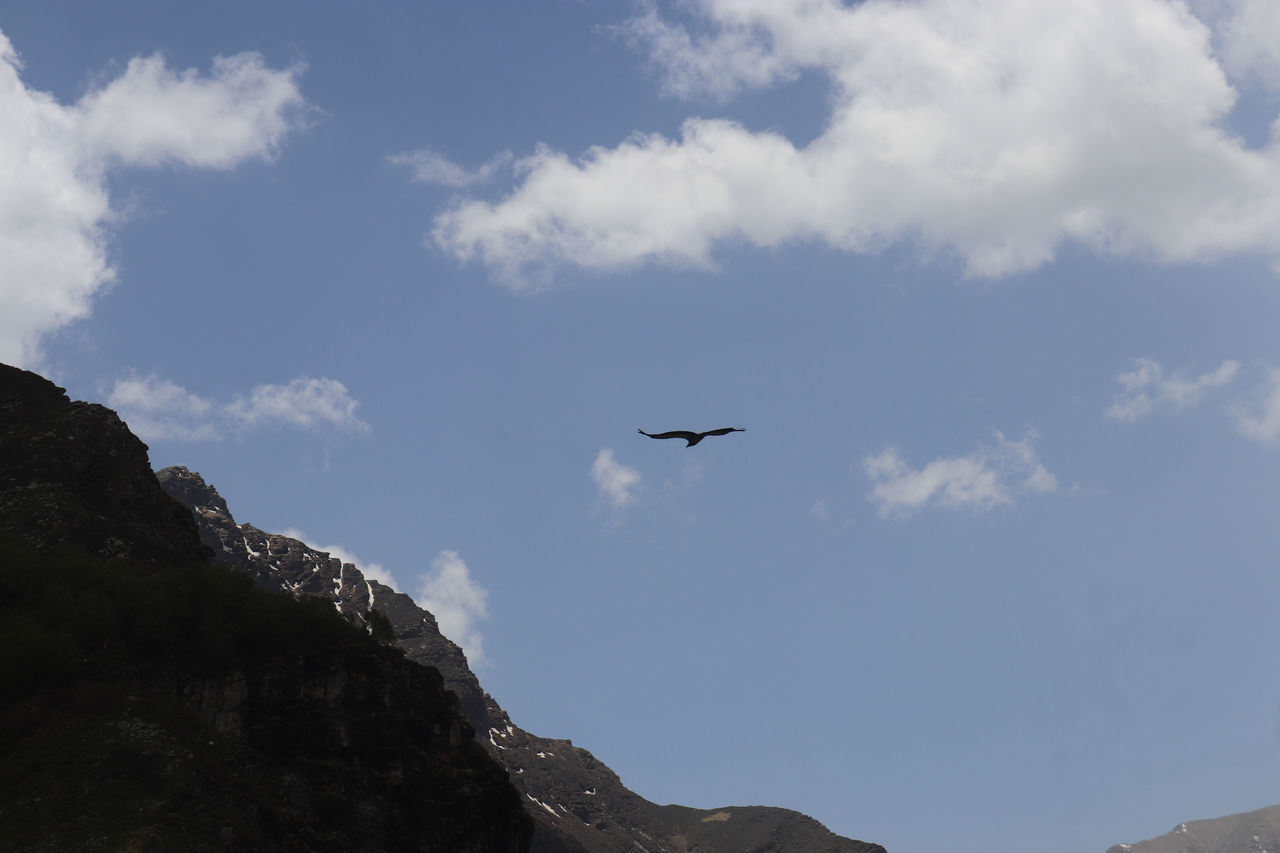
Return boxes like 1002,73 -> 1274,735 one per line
105,374 -> 220,441
1232,367 -> 1280,446
106,373 -> 369,441
225,377 -> 371,433
416,550 -> 489,669
428,0 -> 1280,283
1106,358 -> 1241,421
864,430 -> 1056,518
591,448 -> 642,510
0,29 -> 307,367
388,148 -> 512,188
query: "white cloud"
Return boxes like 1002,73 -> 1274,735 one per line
107,373 -> 369,441
1217,0 -> 1280,89
1232,366 -> 1280,445
77,51 -> 307,169
416,550 -> 489,669
864,430 -> 1056,518
0,29 -> 306,368
429,0 -> 1280,283
388,147 -> 513,187
225,377 -> 370,433
106,374 -> 220,441
609,4 -> 797,100
591,448 -> 642,509
1106,357 -> 1241,420
278,529 -> 400,592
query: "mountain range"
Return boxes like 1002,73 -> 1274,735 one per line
3,359 -> 1270,853
0,362 -> 881,852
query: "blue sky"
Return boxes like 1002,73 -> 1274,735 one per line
4,2 -> 1280,851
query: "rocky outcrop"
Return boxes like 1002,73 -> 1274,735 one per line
0,364 -> 208,566
158,465 -> 886,853
1106,805 -> 1280,853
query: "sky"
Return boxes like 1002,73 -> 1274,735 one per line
3,1 -> 1280,850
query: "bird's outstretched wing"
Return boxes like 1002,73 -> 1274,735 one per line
638,427 -> 745,447
638,429 -> 700,442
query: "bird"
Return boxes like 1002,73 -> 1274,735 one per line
637,427 -> 745,447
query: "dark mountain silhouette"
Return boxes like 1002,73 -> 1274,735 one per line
0,363 -> 532,852
638,427 -> 745,447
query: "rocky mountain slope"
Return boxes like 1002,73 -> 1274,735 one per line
157,470 -> 884,853
1107,805 -> 1280,853
0,363 -> 532,852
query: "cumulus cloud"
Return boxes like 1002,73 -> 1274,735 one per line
416,550 -> 489,668
278,529 -> 400,591
864,430 -> 1056,517
429,0 -> 1280,283
388,147 -> 513,187
0,29 -> 306,367
1106,357 -> 1241,421
1232,367 -> 1280,445
106,373 -> 369,441
591,448 -> 642,509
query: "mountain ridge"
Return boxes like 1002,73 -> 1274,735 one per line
156,470 -> 886,853
1106,804 -> 1280,853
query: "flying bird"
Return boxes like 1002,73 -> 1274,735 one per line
637,427 -> 745,447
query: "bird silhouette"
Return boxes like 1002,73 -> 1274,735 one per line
637,427 -> 745,447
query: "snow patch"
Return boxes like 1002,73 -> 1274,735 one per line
526,794 -> 559,818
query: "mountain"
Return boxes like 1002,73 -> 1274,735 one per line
156,472 -> 885,853
0,358 -> 878,852
0,363 -> 208,567
0,363 -> 532,852
1107,805 -> 1280,853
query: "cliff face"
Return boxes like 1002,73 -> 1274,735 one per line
157,465 -> 886,853
0,364 -> 532,853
